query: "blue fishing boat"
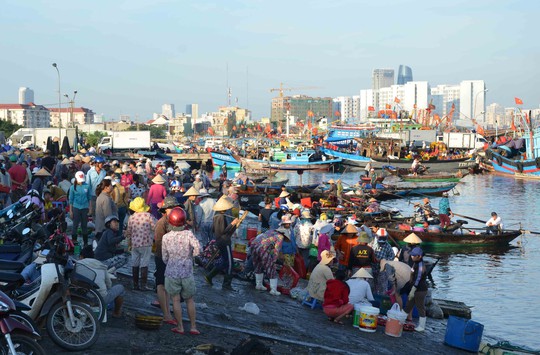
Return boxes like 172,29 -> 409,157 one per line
320,147 -> 371,168
240,149 -> 341,171
209,149 -> 242,169
486,126 -> 540,180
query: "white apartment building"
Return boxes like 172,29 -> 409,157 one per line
431,84 -> 460,119
359,89 -> 374,120
459,80 -> 486,124
485,103 -> 505,128
377,81 -> 430,114
162,104 -> 175,119
49,107 -> 95,127
0,103 -> 50,128
333,96 -> 361,121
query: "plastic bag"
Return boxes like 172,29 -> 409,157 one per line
239,302 -> 260,315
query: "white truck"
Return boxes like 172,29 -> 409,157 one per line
437,132 -> 488,150
98,131 -> 151,152
11,128 -> 77,149
378,129 -> 438,147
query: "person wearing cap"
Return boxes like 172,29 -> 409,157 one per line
94,214 -> 126,268
334,223 -> 360,271
205,196 -> 239,290
348,232 -> 377,276
69,171 -> 92,246
294,210 -> 314,267
307,250 -> 335,301
369,227 -> 395,294
438,192 -> 453,230
196,188 -> 215,245
86,156 -> 107,216
404,246 -> 428,331
398,232 -> 422,267
125,197 -> 157,291
346,268 -> 374,305
0,162 -> 12,208
365,197 -> 380,213
380,258 -> 413,309
322,269 -> 354,324
153,196 -> 180,324
147,175 -> 167,219
78,245 -> 125,318
485,212 -> 503,234
251,215 -> 293,296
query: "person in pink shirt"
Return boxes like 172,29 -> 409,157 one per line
146,175 -> 167,219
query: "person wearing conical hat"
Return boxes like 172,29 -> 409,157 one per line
398,232 -> 423,267
31,168 -> 51,196
365,197 -> 380,213
334,223 -> 360,271
346,267 -> 374,305
251,215 -> 293,296
205,195 -> 238,291
294,210 -> 314,267
147,174 -> 167,219
326,179 -> 337,200
306,250 -> 335,301
182,186 -> 201,232
197,188 -> 215,246
348,232 -> 377,277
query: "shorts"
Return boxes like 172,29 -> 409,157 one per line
154,256 -> 166,286
165,275 -> 196,299
104,284 -> 125,305
131,246 -> 152,267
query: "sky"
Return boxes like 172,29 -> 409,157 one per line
1,0 -> 538,121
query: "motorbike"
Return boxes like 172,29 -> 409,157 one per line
0,290 -> 45,355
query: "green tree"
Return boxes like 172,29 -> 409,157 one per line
0,120 -> 22,139
81,131 -> 108,147
126,125 -> 166,139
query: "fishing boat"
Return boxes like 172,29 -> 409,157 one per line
486,126 -> 540,180
385,182 -> 458,197
242,167 -> 278,177
320,146 -> 371,168
386,227 -> 522,250
209,149 -> 241,169
240,149 -> 342,171
397,171 -> 468,183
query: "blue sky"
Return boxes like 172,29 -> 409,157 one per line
1,0 -> 538,121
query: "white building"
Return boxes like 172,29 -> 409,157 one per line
49,107 -> 95,127
162,104 -> 175,120
186,104 -> 199,122
459,80 -> 486,124
430,84 -> 460,119
372,69 -> 395,110
485,103 -> 505,128
359,89 -> 374,120
0,103 -> 50,128
18,87 -> 34,105
333,96 -> 360,121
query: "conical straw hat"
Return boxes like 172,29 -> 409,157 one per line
61,158 -> 71,165
34,168 -> 51,177
343,223 -> 358,234
404,232 -> 422,244
183,186 -> 200,197
320,250 -> 335,265
74,154 -> 82,161
279,190 -> 290,198
152,175 -> 166,184
213,196 -> 233,211
352,268 -> 373,279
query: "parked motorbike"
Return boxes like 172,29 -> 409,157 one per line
0,290 -> 45,355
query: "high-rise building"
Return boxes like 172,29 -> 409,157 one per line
459,80 -> 486,124
372,69 -> 395,110
431,84 -> 461,119
486,103 -> 505,128
18,87 -> 34,105
397,65 -> 413,85
359,89 -> 374,120
161,104 -> 175,120
333,96 -> 360,122
271,95 -> 333,125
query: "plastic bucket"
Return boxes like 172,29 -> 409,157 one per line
359,306 -> 379,332
246,228 -> 258,245
385,304 -> 407,337
444,316 -> 484,352
353,304 -> 362,328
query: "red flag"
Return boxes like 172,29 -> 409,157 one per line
515,97 -> 523,105
207,127 -> 214,136
368,106 -> 375,112
312,127 -> 318,135
476,125 -> 485,136
510,118 -> 516,131
307,110 -> 314,118
394,97 -> 400,103
257,123 -> 262,131
265,123 -> 271,133
525,112 -> 530,125
335,110 -> 341,117
385,104 -> 391,109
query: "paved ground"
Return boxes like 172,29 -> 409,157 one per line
35,259 -> 476,355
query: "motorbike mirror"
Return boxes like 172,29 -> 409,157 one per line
22,228 -> 31,236
7,211 -> 13,219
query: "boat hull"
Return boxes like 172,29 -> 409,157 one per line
371,157 -> 473,172
210,150 -> 241,168
320,147 -> 371,168
241,157 -> 342,171
487,150 -> 540,180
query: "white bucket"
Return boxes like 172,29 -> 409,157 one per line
353,304 -> 363,328
359,306 -> 379,332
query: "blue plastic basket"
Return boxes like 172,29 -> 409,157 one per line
444,316 -> 484,352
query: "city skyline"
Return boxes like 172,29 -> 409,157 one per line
1,0 -> 538,121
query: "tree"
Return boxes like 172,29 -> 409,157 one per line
0,120 -> 22,139
126,125 -> 166,139
81,131 -> 107,147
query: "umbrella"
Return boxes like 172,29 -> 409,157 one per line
61,136 -> 71,156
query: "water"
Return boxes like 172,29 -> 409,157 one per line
225,169 -> 540,349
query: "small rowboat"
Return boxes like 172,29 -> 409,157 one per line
398,171 -> 468,183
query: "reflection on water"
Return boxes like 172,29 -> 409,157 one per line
217,168 -> 538,348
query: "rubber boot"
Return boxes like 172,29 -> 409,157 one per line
140,267 -> 152,291
132,267 -> 140,290
255,273 -> 266,291
222,275 -> 236,291
415,317 -> 426,332
205,268 -> 219,286
269,279 -> 280,296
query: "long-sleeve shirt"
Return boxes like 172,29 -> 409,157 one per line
162,229 -> 201,279
146,184 -> 166,205
94,228 -> 124,261
346,279 -> 374,304
411,260 -> 427,291
154,215 -> 169,259
198,197 -> 215,224
69,183 -> 92,210
125,212 -> 157,248
212,213 -> 233,245
85,167 -> 106,197
323,279 -> 350,307
95,192 -> 117,233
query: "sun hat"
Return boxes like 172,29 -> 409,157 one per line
301,210 -> 311,219
343,224 -> 358,234
159,196 -> 180,212
75,171 -> 85,183
82,156 -> 92,163
122,165 -> 130,173
129,197 -> 150,213
34,168 -> 51,177
79,148 -> 87,154
404,232 -> 422,244
327,179 -> 335,184
376,228 -> 388,237
352,268 -> 373,279
114,168 -> 122,174
213,196 -> 234,211
279,190 -> 290,198
61,158 -> 71,165
32,167 -> 40,174
320,250 -> 335,265
198,188 -> 210,197
280,215 -> 292,225
111,160 -> 119,166
369,197 -> 378,202
152,175 -> 166,184
410,247 -> 423,257
104,215 -> 120,224
183,186 -> 200,197
357,232 -> 370,243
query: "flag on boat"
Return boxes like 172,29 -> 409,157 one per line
394,97 -> 400,103
515,97 -> 523,105
207,127 -> 215,136
385,104 -> 391,109
368,106 -> 375,112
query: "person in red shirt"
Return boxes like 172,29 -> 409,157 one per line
322,270 -> 354,324
334,224 -> 359,270
8,161 -> 28,202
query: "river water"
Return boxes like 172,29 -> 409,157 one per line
225,169 -> 539,349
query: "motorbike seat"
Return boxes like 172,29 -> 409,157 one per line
0,245 -> 23,254
0,260 -> 26,272
0,271 -> 25,284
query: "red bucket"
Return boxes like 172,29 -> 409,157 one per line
246,228 -> 258,245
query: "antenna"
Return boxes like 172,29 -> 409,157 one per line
246,66 -> 249,111
226,63 -> 229,106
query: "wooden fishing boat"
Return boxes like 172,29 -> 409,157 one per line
320,147 -> 371,168
240,149 -> 342,171
383,165 -> 429,176
209,149 -> 241,168
386,227 -> 521,250
398,171 -> 468,183
242,167 -> 278,177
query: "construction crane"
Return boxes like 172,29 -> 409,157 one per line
269,82 -> 320,97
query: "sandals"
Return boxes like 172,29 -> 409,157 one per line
189,330 -> 201,335
171,328 -> 185,335
164,319 -> 178,326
